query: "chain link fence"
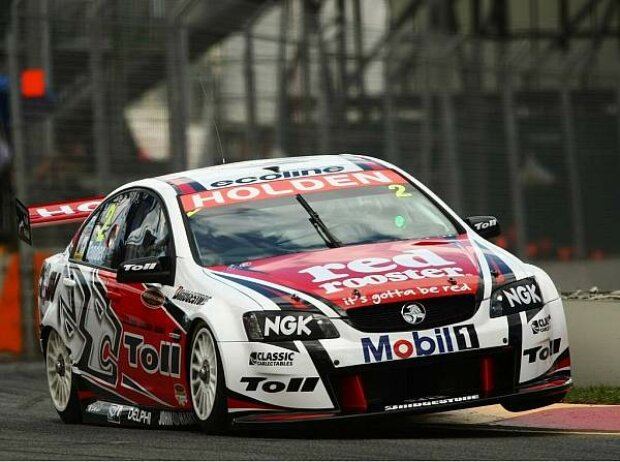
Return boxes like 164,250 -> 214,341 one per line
2,0 -> 620,261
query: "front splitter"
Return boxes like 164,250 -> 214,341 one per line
232,381 -> 571,425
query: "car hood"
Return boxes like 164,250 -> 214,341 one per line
209,236 -> 524,311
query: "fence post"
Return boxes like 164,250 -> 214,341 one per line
438,43 -> 462,213
299,0 -> 312,150
560,86 -> 586,258
244,25 -> 258,159
617,83 -> 620,205
382,18 -> 399,164
500,54 -> 527,258
41,0 -> 55,196
352,0 -> 367,119
336,0 -> 347,139
419,42 -> 433,186
275,1 -> 289,156
89,1 -> 109,195
8,0 -> 36,358
316,10 -> 332,153
166,20 -> 189,171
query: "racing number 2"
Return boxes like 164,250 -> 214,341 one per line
388,184 -> 412,198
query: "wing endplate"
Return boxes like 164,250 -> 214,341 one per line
15,196 -> 104,245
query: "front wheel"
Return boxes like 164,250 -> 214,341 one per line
45,329 -> 82,423
189,323 -> 227,433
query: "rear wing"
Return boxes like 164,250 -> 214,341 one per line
15,197 -> 104,245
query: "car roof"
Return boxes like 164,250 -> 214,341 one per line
154,154 -> 387,195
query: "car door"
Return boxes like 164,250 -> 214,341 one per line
61,192 -> 132,392
105,189 -> 188,410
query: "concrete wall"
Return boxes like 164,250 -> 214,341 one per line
538,259 -> 620,292
564,300 -> 620,387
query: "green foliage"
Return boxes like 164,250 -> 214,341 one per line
564,386 -> 620,405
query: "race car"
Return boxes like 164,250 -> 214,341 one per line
24,154 -> 571,432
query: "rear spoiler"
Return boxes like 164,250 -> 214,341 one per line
15,197 -> 104,245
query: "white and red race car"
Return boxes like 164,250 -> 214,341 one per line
26,154 -> 570,431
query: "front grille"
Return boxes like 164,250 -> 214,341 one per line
345,294 -> 478,332
357,348 -> 515,410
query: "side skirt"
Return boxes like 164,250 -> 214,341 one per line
82,400 -> 197,429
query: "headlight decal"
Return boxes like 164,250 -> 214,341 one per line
243,311 -> 340,341
490,277 -> 544,317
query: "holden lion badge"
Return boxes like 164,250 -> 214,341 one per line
401,303 -> 426,326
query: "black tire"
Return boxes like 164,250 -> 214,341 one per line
501,392 -> 567,412
44,329 -> 82,424
188,322 -> 228,433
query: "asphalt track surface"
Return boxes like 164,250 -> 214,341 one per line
1,363 -> 619,460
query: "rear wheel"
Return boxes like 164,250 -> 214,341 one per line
45,329 -> 81,423
189,323 -> 227,433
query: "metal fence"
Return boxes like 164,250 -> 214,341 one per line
2,0 -> 620,262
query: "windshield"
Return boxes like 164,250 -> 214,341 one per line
182,170 -> 459,267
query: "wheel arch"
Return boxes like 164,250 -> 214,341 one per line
40,325 -> 53,355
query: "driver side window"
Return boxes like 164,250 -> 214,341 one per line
72,212 -> 99,262
84,192 -> 133,269
122,191 -> 171,262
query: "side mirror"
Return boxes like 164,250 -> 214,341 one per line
465,216 -> 501,239
117,256 -> 175,285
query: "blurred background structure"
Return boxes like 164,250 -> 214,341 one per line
0,0 -> 619,355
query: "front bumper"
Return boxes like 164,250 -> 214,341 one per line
223,298 -> 571,424
226,341 -> 571,424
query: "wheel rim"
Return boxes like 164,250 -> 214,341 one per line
190,327 -> 218,421
46,330 -> 72,412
